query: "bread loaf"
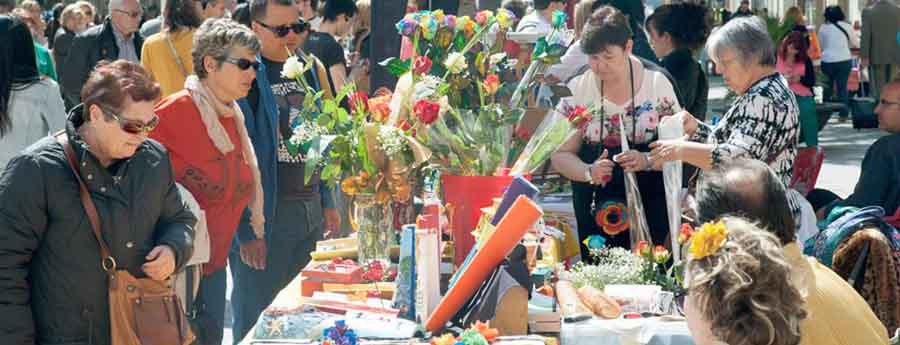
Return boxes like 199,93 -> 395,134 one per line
577,286 -> 622,319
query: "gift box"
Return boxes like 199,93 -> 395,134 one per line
303,263 -> 365,284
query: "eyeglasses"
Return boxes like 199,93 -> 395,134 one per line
879,99 -> 900,107
255,20 -> 309,38
223,57 -> 261,71
101,107 -> 159,135
113,9 -> 143,19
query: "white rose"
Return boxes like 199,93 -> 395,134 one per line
489,52 -> 507,65
281,55 -> 305,80
444,52 -> 468,74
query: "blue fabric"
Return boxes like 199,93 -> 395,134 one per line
235,54 -> 280,244
804,206 -> 900,267
194,269 -> 228,345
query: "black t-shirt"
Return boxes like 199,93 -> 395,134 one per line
250,56 -> 322,200
303,31 -> 346,95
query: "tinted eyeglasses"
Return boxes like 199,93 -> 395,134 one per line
255,20 -> 309,37
101,107 -> 159,135
113,9 -> 143,19
223,57 -> 261,71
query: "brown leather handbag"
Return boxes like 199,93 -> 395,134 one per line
58,135 -> 195,345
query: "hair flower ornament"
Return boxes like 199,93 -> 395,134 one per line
689,221 -> 728,259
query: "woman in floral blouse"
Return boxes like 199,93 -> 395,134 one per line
649,17 -> 810,232
551,6 -> 681,255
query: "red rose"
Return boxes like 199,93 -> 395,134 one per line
414,100 -> 440,125
412,56 -> 433,76
483,74 -> 500,95
349,91 -> 369,113
514,125 -> 531,141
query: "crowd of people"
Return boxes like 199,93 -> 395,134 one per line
0,0 -> 899,345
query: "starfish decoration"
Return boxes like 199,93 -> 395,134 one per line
266,318 -> 285,337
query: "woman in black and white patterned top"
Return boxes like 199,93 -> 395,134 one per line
649,17 -> 810,232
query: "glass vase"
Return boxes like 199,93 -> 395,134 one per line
351,193 -> 394,265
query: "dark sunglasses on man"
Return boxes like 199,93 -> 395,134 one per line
255,20 -> 310,38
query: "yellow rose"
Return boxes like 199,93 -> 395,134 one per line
689,221 -> 729,259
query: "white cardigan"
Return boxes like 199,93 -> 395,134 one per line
0,79 -> 66,169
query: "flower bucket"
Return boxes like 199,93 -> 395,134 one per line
442,174 -> 516,266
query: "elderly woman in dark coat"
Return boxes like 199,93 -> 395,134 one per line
0,59 -> 195,345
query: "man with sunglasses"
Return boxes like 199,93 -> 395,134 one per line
304,0 -> 357,96
229,0 -> 339,342
60,0 -> 144,110
808,80 -> 900,220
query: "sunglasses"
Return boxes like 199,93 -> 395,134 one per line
879,99 -> 900,107
255,20 -> 309,37
223,57 -> 261,71
101,107 -> 159,135
113,9 -> 143,19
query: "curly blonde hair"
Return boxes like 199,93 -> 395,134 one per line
686,217 -> 807,345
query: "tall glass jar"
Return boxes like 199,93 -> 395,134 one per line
351,193 -> 394,265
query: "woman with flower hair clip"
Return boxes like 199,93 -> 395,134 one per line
684,217 -> 807,345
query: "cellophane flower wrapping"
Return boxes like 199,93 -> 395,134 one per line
509,97 -> 582,175
617,114 -> 652,249
658,114 -> 684,263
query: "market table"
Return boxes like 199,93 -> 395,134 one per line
560,317 -> 694,345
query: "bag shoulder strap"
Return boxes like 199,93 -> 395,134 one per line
831,21 -> 851,43
56,134 -> 116,271
165,31 -> 190,78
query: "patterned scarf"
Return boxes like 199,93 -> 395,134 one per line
185,75 -> 265,240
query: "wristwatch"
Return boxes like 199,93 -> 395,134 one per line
584,166 -> 594,184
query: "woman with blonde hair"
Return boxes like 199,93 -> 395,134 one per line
684,217 -> 807,345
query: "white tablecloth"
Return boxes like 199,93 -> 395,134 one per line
560,317 -> 694,345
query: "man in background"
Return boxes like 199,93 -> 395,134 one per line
61,0 -> 144,109
861,0 -> 900,100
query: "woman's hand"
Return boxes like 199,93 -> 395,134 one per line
613,150 -> 650,172
591,149 -> 615,186
649,139 -> 684,164
142,245 -> 176,281
677,110 -> 700,137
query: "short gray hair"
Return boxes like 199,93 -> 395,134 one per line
706,16 -> 776,67
192,18 -> 261,79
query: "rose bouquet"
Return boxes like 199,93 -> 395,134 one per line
382,9 -> 527,176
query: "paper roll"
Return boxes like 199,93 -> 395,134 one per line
425,196 -> 543,333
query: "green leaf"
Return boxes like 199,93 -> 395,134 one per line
303,135 -> 337,185
336,83 -> 355,103
335,108 -> 349,124
322,99 -> 338,116
317,114 -> 332,127
284,138 -> 299,157
379,57 -> 411,77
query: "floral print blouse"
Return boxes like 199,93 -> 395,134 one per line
567,64 -> 681,147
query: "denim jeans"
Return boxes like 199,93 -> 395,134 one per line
821,60 -> 852,118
